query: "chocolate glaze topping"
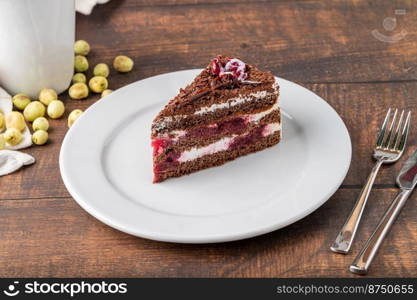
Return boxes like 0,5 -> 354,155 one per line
154,55 -> 277,118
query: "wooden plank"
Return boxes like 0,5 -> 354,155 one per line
0,188 -> 415,277
3,0 -> 417,199
77,0 -> 417,83
1,81 -> 416,200
0,0 -> 415,279
110,0 -> 275,6
309,81 -> 417,188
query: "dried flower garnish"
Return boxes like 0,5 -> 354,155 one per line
210,56 -> 248,81
187,56 -> 262,104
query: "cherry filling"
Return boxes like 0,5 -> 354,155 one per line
153,124 -> 271,178
228,126 -> 265,151
153,149 -> 181,182
210,56 -> 248,81
151,138 -> 170,156
152,117 -> 248,158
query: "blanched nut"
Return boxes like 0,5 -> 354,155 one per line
39,88 -> 58,106
47,100 -> 65,119
69,83 -> 89,100
0,112 -> 4,131
89,76 -> 108,93
94,63 -> 110,78
32,130 -> 48,145
5,111 -> 26,131
74,40 -> 90,56
0,134 -> 5,150
113,55 -> 134,72
101,89 -> 113,98
67,109 -> 83,128
32,117 -> 49,131
74,55 -> 89,72
23,101 -> 45,122
72,73 -> 86,84
4,128 -> 22,145
12,94 -> 31,110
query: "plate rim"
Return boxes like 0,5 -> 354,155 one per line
60,69 -> 352,243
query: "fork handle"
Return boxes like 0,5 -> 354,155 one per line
330,159 -> 384,254
350,189 -> 411,274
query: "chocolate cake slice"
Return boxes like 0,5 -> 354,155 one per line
151,55 -> 280,182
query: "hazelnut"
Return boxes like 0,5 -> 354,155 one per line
113,55 -> 134,72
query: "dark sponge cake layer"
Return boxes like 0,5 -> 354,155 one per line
154,131 -> 280,183
152,93 -> 278,136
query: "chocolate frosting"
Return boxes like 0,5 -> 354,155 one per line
154,55 -> 276,118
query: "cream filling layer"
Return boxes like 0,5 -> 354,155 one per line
158,101 -> 280,140
246,100 -> 279,123
177,122 -> 281,163
153,78 -> 279,131
194,79 -> 279,115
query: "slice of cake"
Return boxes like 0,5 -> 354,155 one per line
151,55 -> 280,182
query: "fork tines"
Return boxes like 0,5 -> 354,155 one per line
377,108 -> 411,151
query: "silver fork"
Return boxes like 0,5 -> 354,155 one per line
330,108 -> 411,254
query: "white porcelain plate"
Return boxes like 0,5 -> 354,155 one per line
60,69 -> 351,243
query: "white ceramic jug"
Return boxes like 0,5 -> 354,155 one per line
0,0 -> 75,98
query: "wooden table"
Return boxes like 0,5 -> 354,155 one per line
1,0 -> 416,277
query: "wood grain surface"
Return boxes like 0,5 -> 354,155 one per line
0,0 -> 416,277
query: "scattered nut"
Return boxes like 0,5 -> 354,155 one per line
101,89 -> 113,98
12,94 -> 31,110
4,128 -> 22,145
89,76 -> 108,93
0,134 -> 5,150
68,109 -> 83,128
32,117 -> 49,132
94,63 -> 110,78
47,100 -> 65,119
74,55 -> 89,72
69,83 -> 89,100
0,112 -> 4,131
39,88 -> 58,106
113,55 -> 134,72
72,73 -> 87,84
23,101 -> 45,122
32,130 -> 48,145
74,40 -> 90,56
5,111 -> 26,131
